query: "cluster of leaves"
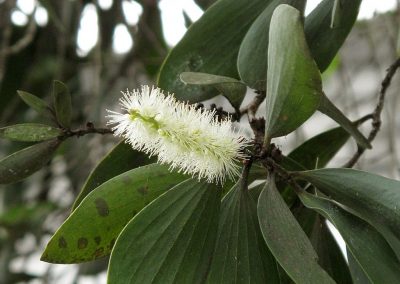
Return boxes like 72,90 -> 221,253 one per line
0,81 -> 71,184
1,0 -> 400,283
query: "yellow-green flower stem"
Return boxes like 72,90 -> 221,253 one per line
129,110 -> 161,130
129,109 -> 229,160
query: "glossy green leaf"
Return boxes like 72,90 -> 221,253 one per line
41,164 -> 187,263
302,211 -> 352,283
280,126 -> 350,206
0,123 -> 62,142
347,251 -> 371,284
207,180 -> 279,283
72,141 -> 155,210
0,139 -> 60,184
299,168 -> 400,260
265,5 -> 322,139
237,0 -> 306,90
257,177 -> 334,284
108,179 -> 221,283
310,217 -> 350,283
53,80 -> 72,128
287,126 -> 349,170
17,90 -> 52,117
318,94 -> 371,149
180,72 -> 247,109
158,0 -> 274,103
305,0 -> 361,71
299,192 -> 400,282
330,0 -> 341,28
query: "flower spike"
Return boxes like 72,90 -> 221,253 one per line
107,85 -> 247,183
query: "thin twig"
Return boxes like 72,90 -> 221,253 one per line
240,157 -> 253,189
241,90 -> 266,121
0,0 -> 15,85
64,122 -> 114,138
241,90 -> 267,155
344,57 -> 400,168
260,157 -> 303,193
3,8 -> 37,56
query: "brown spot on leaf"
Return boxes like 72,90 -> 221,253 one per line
78,237 -> 88,249
137,186 -> 148,195
93,247 -> 105,259
94,198 -> 109,217
58,237 -> 67,248
281,115 -> 288,121
94,236 -> 101,245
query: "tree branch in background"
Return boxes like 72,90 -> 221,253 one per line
344,57 -> 400,168
3,8 -> 37,56
0,0 -> 15,85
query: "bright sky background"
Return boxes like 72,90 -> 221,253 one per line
12,0 -> 399,56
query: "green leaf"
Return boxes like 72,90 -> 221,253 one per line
207,180 -> 279,283
41,164 -> 187,263
52,80 -> 72,128
0,139 -> 60,184
347,251 -> 371,284
72,141 -> 155,210
318,94 -> 371,149
307,215 -> 350,282
108,179 -> 221,283
265,5 -> 322,139
0,123 -> 62,142
330,0 -> 341,28
237,0 -> 306,90
158,0 -> 274,103
287,126 -> 349,170
17,90 -> 52,117
298,168 -> 400,260
305,0 -> 361,72
280,126 -> 350,206
292,203 -> 349,282
299,192 -> 400,283
257,176 -> 334,284
180,72 -> 246,109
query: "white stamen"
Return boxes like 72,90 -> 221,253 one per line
107,85 -> 247,184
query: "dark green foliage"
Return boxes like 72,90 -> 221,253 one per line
17,91 -> 52,117
257,177 -> 335,284
0,139 -> 61,184
237,0 -> 307,90
180,72 -> 246,110
207,180 -> 279,283
108,179 -> 221,283
41,164 -> 187,263
52,80 -> 72,128
72,141 -> 155,209
299,169 -> 400,260
300,192 -> 400,282
0,123 -> 62,142
158,0 -> 274,102
264,4 -> 322,139
294,207 -> 352,283
305,0 -> 362,71
2,1 -> 399,283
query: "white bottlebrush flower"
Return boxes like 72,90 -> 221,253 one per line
107,85 -> 247,183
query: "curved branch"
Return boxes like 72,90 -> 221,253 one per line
344,57 -> 400,168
